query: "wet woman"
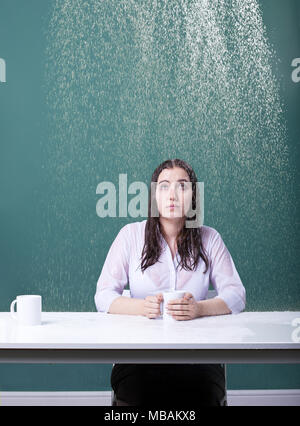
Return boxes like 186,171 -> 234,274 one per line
95,158 -> 246,406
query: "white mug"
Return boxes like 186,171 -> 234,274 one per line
161,290 -> 186,321
10,295 -> 42,326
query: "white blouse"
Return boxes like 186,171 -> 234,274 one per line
95,220 -> 246,315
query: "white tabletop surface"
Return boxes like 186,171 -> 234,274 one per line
1,311 -> 300,350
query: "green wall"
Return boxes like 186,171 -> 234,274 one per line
0,0 -> 299,392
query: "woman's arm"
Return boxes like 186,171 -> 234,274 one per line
108,293 -> 163,318
109,293 -> 231,318
196,297 -> 231,317
108,296 -> 145,316
208,230 -> 246,314
95,225 -> 132,313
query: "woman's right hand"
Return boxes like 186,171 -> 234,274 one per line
143,293 -> 163,319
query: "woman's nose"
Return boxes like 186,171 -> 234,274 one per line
169,187 -> 177,199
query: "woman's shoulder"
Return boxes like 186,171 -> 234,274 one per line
118,219 -> 147,238
200,225 -> 220,247
200,224 -> 219,235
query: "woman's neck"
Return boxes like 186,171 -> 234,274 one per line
159,217 -> 185,242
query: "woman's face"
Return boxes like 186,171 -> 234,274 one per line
155,167 -> 193,219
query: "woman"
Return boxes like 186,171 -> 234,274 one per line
95,159 -> 246,406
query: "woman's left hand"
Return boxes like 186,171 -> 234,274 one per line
167,292 -> 200,321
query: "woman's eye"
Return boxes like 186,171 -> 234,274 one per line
178,183 -> 187,190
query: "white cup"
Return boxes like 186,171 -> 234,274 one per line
10,295 -> 42,326
161,290 -> 186,321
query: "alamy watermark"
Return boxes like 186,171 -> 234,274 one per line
291,57 -> 300,83
291,317 -> 300,343
96,174 -> 204,228
0,58 -> 6,83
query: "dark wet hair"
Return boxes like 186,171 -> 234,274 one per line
140,159 -> 209,273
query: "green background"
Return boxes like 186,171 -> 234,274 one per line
0,0 -> 299,392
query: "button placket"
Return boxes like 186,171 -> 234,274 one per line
168,245 -> 178,290
161,236 -> 178,290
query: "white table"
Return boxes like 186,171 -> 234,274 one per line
0,312 -> 299,364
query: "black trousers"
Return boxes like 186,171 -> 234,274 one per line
111,363 -> 226,406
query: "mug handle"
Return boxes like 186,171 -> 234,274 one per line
10,299 -> 18,321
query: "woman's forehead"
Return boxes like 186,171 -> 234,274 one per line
157,167 -> 190,181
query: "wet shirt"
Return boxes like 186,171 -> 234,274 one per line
95,220 -> 246,314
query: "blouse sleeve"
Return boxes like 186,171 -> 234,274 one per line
209,230 -> 246,314
94,224 -> 130,313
